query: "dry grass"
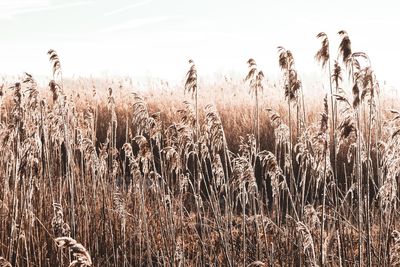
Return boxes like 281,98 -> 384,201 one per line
0,32 -> 399,267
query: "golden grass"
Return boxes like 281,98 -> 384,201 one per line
0,33 -> 399,266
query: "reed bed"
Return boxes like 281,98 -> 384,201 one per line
0,31 -> 399,266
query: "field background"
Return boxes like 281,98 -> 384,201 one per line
0,45 -> 400,267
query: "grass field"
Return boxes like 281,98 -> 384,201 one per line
0,32 -> 399,266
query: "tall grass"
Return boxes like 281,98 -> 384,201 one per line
0,31 -> 398,266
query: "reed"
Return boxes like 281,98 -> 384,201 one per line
0,31 -> 397,266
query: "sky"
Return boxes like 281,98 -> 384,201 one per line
1,0 -> 400,87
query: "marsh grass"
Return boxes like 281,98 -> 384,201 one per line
0,31 -> 398,266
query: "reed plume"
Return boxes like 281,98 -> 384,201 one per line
245,58 -> 264,151
0,257 -> 11,267
47,49 -> 62,79
51,203 -> 71,237
391,230 -> 400,266
55,237 -> 92,266
184,59 -> 199,140
332,60 -> 342,89
337,30 -> 352,69
315,32 -> 329,69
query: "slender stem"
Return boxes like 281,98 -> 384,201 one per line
320,138 -> 328,266
365,98 -> 373,267
356,110 -> 363,266
328,59 -> 338,182
195,86 -> 199,141
255,87 -> 260,153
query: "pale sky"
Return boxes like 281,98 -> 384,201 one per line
1,0 -> 400,87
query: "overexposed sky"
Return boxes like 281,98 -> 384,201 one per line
1,0 -> 399,86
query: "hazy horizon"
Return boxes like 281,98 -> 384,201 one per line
1,0 -> 400,87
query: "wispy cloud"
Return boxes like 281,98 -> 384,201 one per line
104,0 -> 153,17
0,0 -> 93,20
100,16 -> 174,32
